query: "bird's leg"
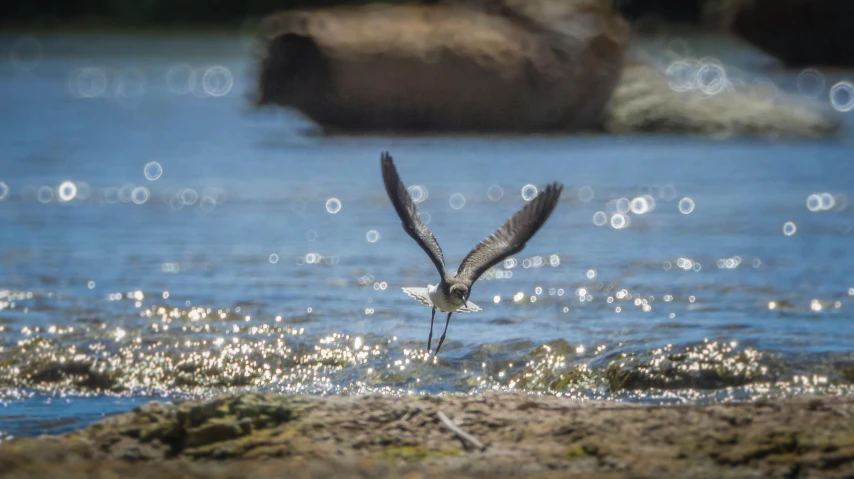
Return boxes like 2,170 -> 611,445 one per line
427,307 -> 436,352
435,312 -> 453,355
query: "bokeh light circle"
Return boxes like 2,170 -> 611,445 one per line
783,221 -> 797,236
325,198 -> 342,214
521,184 -> 538,202
144,162 -> 163,181
57,181 -> 77,202
830,81 -> 854,112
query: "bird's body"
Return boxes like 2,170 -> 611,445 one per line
381,152 -> 563,355
428,282 -> 466,313
402,281 -> 482,313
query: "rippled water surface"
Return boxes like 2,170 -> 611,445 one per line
1,33 -> 854,438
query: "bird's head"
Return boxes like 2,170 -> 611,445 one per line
449,283 -> 469,304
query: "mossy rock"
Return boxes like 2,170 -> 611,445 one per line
378,446 -> 462,463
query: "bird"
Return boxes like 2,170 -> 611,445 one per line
380,152 -> 564,355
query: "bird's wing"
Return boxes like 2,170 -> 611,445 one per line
456,182 -> 563,284
456,300 -> 481,313
402,287 -> 433,307
381,152 -> 446,276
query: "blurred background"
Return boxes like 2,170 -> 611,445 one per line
1,0 -> 853,439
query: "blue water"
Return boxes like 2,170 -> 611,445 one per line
1,32 -> 853,438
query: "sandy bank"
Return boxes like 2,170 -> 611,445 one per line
2,393 -> 853,478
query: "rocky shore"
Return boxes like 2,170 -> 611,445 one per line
2,393 -> 853,478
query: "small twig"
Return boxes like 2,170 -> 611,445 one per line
436,410 -> 485,452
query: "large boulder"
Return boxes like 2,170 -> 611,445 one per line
253,0 -> 630,133
719,0 -> 854,68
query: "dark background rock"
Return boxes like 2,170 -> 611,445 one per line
724,0 -> 854,68
616,0 -> 704,24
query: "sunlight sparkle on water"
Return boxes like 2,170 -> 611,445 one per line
202,66 -> 234,97
487,184 -> 504,201
521,184 -> 538,202
592,211 -> 607,226
144,162 -> 163,181
0,182 -> 8,201
449,193 -> 466,209
131,187 -> 150,204
57,181 -> 77,202
69,67 -> 106,98
610,213 -> 629,229
796,69 -> 825,98
180,189 -> 198,206
806,192 -> 837,212
325,198 -> 342,214
114,68 -> 147,108
696,62 -> 728,95
37,186 -> 54,203
665,57 -> 731,95
630,196 -> 650,214
783,221 -> 797,236
678,197 -> 695,214
578,186 -> 594,203
407,185 -> 427,203
165,64 -> 193,95
830,81 -> 854,112
807,193 -> 822,212
366,230 -> 381,243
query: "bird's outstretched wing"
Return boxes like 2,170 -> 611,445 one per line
401,287 -> 481,313
381,152 -> 446,276
456,182 -> 563,284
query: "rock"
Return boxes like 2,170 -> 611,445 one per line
2,393 -> 854,478
251,1 -> 842,139
185,420 -> 242,449
603,340 -> 785,391
721,0 -> 854,68
254,0 -> 629,133
604,63 -> 841,137
616,0 -> 706,24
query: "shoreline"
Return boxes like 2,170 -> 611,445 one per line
2,392 -> 853,478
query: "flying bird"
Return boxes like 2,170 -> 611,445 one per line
381,152 -> 563,355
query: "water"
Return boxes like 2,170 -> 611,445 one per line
1,32 -> 854,438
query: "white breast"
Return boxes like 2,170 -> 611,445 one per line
427,283 -> 460,313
